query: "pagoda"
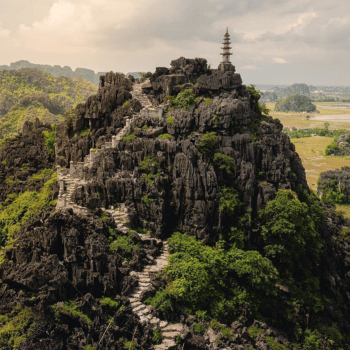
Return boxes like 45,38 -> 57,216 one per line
218,27 -> 235,73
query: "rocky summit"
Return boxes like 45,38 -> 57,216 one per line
0,55 -> 350,350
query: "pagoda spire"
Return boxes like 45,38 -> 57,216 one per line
218,28 -> 235,73
220,27 -> 232,63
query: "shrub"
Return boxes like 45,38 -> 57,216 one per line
123,133 -> 136,142
0,306 -> 40,350
142,125 -> 149,131
214,153 -> 235,174
51,300 -> 91,323
123,100 -> 130,107
204,98 -> 211,105
29,168 -> 53,182
166,114 -> 175,124
100,297 -> 119,310
146,232 -> 278,320
0,172 -> 57,248
139,156 -> 160,172
170,89 -> 196,110
141,195 -> 151,207
42,124 -> 56,154
110,236 -> 139,255
152,329 -> 163,344
158,133 -> 172,140
193,322 -> 204,334
78,128 -> 91,136
198,132 -> 218,155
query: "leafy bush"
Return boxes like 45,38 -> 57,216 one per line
29,168 -> 53,182
166,114 -> 175,124
260,189 -> 326,314
193,322 -> 204,334
146,232 -> 278,320
198,132 -> 218,155
152,329 -> 163,344
100,297 -> 119,310
158,133 -> 172,140
141,195 -> 151,207
51,300 -> 91,323
110,236 -> 139,256
0,306 -> 40,350
204,98 -> 211,105
122,132 -> 136,142
214,153 -> 235,174
42,124 -> 56,154
123,100 -> 130,107
139,156 -> 160,172
142,125 -> 149,131
0,172 -> 57,248
78,128 -> 91,136
167,89 -> 196,110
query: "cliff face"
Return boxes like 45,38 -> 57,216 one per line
0,57 -> 350,349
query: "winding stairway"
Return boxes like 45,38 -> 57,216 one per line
56,79 -> 184,349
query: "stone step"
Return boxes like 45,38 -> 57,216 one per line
133,304 -> 147,312
130,301 -> 141,308
162,331 -> 180,339
154,339 -> 177,350
162,324 -> 183,332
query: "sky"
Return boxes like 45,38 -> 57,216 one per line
0,0 -> 349,86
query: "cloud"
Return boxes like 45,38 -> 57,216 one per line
240,65 -> 261,70
273,58 -> 287,64
0,29 -> 10,37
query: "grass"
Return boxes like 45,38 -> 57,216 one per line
266,102 -> 350,130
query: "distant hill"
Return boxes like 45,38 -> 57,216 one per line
272,83 -> 310,98
274,94 -> 317,113
260,91 -> 278,102
0,68 -> 98,139
0,60 -> 112,86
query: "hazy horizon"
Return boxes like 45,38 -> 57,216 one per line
1,0 -> 349,86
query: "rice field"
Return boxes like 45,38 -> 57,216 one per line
265,102 -> 350,130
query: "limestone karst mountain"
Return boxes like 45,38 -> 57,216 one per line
0,68 -> 98,140
0,54 -> 349,350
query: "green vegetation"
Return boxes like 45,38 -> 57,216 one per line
265,336 -> 289,350
260,188 -> 326,314
318,173 -> 347,205
145,232 -> 278,320
198,132 -> 218,155
275,94 -> 317,113
142,125 -> 149,131
204,98 -> 211,105
166,114 -> 175,124
213,153 -> 235,174
110,236 -> 140,258
283,128 -> 344,139
42,124 -> 56,154
165,88 -> 196,110
141,195 -> 151,207
0,306 -> 40,350
100,297 -> 120,310
0,171 -> 57,248
123,100 -> 130,107
158,133 -> 172,140
51,300 -> 91,323
78,128 -> 91,136
139,156 -> 160,172
29,168 -> 53,182
0,69 -> 97,140
209,319 -> 234,340
248,326 -> 264,339
193,322 -> 204,334
152,329 -> 163,344
247,85 -> 270,116
122,132 -> 136,142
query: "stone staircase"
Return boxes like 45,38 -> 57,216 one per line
56,79 -> 184,349
129,241 -> 183,349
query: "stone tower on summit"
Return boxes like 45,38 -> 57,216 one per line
218,27 -> 236,73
